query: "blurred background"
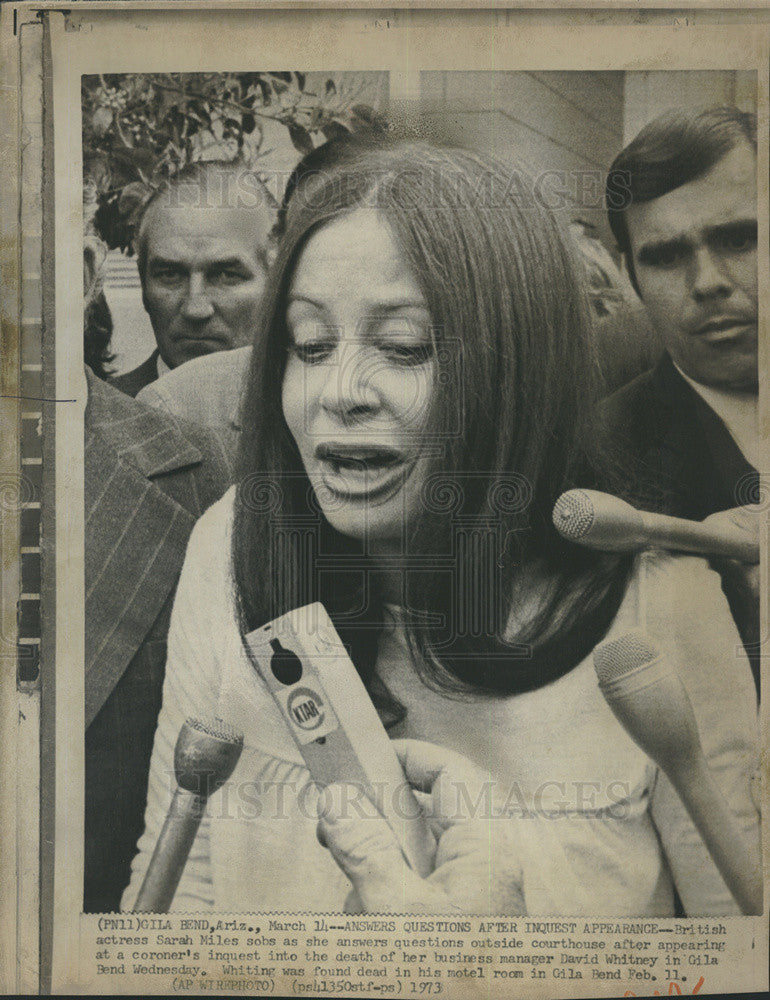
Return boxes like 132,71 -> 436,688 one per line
82,69 -> 756,380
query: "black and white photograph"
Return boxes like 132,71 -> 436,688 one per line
2,6 -> 768,997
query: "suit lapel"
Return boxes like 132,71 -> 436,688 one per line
652,356 -> 757,517
650,357 -> 726,518
85,374 -> 203,726
689,390 -> 757,509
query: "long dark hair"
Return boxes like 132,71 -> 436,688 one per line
233,140 -> 632,707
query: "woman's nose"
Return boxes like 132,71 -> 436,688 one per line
318,343 -> 380,421
182,273 -> 215,320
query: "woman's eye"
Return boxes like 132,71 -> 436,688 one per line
289,341 -> 335,363
381,343 -> 434,366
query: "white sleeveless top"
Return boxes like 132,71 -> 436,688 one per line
123,489 -> 759,915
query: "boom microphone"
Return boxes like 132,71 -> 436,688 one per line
553,489 -> 758,563
593,630 -> 761,915
133,717 -> 243,912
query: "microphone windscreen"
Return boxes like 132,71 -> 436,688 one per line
593,629 -> 762,915
593,629 -> 659,685
552,489 -> 594,541
593,629 -> 703,769
174,717 -> 244,795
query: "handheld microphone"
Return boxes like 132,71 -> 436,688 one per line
245,603 -> 436,878
133,717 -> 243,912
593,630 -> 761,915
553,489 -> 758,563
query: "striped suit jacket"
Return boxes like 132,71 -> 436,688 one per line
84,369 -> 234,912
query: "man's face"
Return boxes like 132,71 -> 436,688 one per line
141,199 -> 271,369
626,142 -> 758,392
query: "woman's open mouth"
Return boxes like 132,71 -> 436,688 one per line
315,443 -> 411,501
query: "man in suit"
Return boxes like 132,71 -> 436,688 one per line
601,107 -> 760,688
602,106 -> 758,519
109,160 -> 275,397
84,368 -> 234,912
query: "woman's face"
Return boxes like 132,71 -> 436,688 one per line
282,208 -> 435,550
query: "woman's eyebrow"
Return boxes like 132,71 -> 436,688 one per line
373,300 -> 430,314
286,294 -> 326,309
286,295 -> 429,313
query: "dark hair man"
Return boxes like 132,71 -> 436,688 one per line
602,106 -> 760,689
603,106 -> 758,517
109,159 -> 276,397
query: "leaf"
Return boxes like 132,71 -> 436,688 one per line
131,146 -> 158,172
247,79 -> 271,106
325,78 -> 337,97
241,112 -> 256,135
287,123 -> 314,156
223,74 -> 242,101
158,86 -> 182,116
91,107 -> 113,135
270,76 -> 290,96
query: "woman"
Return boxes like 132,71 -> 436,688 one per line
123,141 -> 759,915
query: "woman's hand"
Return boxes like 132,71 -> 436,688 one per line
316,739 -> 526,914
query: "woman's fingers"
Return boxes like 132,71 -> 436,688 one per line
317,780 -> 526,914
391,739 -> 461,792
317,783 -> 443,912
391,739 -> 496,829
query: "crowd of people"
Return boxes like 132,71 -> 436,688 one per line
83,105 -> 761,917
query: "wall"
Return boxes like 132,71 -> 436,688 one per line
624,70 -> 757,142
418,71 -> 625,248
